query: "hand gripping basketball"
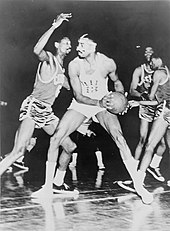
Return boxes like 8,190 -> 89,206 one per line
104,92 -> 128,114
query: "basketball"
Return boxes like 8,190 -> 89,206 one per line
106,92 -> 128,114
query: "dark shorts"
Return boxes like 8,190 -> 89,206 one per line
161,102 -> 170,126
139,102 -> 164,122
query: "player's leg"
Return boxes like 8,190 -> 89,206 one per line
139,118 -> 168,173
147,137 -> 166,182
69,152 -> 78,167
96,110 -> 138,179
69,132 -> 80,168
134,119 -> 149,161
165,128 -> 170,152
31,110 -> 86,197
52,137 -> 78,193
12,136 -> 37,171
0,117 -> 35,175
96,110 -> 153,204
166,128 -> 170,185
95,148 -> 105,170
135,118 -> 168,199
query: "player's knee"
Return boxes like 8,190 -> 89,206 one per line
115,133 -> 125,146
139,136 -> 146,145
160,139 -> 166,149
51,126 -> 68,145
50,130 -> 63,146
145,143 -> 154,154
62,141 -> 77,153
14,141 -> 27,158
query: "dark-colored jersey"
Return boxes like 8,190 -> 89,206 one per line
136,64 -> 154,98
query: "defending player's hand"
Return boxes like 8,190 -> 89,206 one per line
128,100 -> 140,109
52,13 -> 72,28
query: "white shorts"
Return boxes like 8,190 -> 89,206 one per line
68,99 -> 105,119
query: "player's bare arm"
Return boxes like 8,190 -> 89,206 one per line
63,75 -> 71,90
33,13 -> 72,62
129,67 -> 142,97
149,70 -> 165,100
107,58 -> 124,94
129,99 -> 158,109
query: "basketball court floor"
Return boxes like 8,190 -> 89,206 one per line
1,157 -> 170,231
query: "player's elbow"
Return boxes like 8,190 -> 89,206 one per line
74,93 -> 82,103
33,45 -> 41,56
129,88 -> 136,96
149,95 -> 154,101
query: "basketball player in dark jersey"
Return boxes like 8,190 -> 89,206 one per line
130,47 -> 166,182
129,55 -> 170,192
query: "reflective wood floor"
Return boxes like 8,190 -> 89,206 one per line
1,159 -> 170,231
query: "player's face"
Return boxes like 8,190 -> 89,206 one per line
76,40 -> 94,58
58,38 -> 71,54
150,58 -> 162,70
144,47 -> 154,62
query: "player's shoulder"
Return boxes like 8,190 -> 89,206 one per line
68,57 -> 81,73
133,65 -> 142,75
154,69 -> 166,79
97,52 -> 114,62
97,52 -> 116,68
69,57 -> 80,66
44,51 -> 54,60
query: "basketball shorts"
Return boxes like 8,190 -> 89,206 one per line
68,99 -> 105,119
159,101 -> 170,126
19,96 -> 59,129
139,102 -> 163,122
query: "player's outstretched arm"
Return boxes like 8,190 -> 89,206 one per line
129,99 -> 158,109
34,13 -> 72,61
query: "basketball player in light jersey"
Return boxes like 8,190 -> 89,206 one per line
0,13 -> 76,176
129,55 -> 170,190
130,47 -> 166,182
32,34 -> 153,204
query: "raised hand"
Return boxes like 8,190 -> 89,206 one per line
52,13 -> 72,28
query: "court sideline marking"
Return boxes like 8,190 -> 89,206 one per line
0,189 -> 170,213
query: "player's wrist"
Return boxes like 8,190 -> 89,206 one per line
97,99 -> 103,108
51,24 -> 58,30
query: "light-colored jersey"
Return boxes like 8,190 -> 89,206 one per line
74,52 -> 109,100
156,66 -> 170,108
137,64 -> 154,95
31,52 -> 65,105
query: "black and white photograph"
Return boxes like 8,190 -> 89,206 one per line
0,0 -> 170,230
